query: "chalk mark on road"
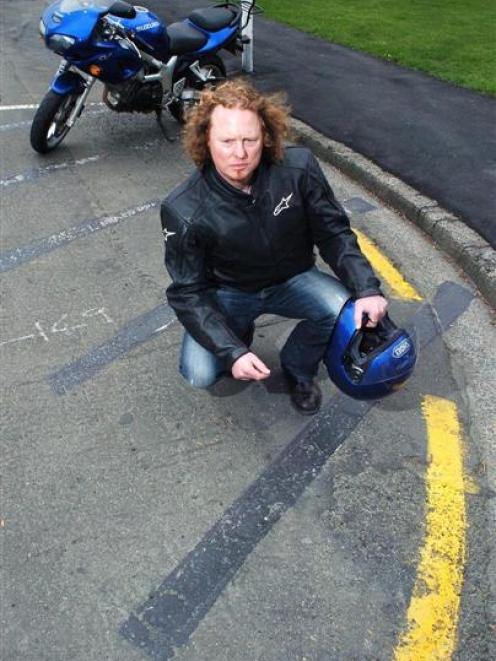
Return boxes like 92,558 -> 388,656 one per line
0,307 -> 114,349
47,304 -> 176,395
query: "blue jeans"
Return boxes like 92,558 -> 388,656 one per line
179,266 -> 350,388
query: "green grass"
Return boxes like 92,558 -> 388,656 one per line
259,0 -> 496,95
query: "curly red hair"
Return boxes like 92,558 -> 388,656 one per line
183,78 -> 291,168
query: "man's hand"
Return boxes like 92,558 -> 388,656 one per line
354,295 -> 388,329
232,352 -> 271,381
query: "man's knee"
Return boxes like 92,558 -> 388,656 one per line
311,307 -> 340,334
302,270 -> 350,328
179,332 -> 222,388
179,363 -> 219,389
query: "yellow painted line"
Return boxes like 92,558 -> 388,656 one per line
394,396 -> 466,661
353,229 -> 423,301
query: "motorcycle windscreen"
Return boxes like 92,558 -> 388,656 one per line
57,0 -> 113,12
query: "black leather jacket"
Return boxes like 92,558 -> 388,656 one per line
162,146 -> 381,367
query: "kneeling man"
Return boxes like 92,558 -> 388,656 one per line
161,79 -> 387,414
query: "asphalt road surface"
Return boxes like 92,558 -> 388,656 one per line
1,3 -> 495,661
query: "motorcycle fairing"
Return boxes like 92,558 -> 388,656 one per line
117,6 -> 239,60
42,1 -> 107,44
117,8 -> 169,61
70,39 -> 143,83
50,70 -> 87,95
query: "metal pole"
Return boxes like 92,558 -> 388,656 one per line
241,1 -> 254,73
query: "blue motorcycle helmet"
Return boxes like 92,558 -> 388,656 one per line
324,299 -> 417,400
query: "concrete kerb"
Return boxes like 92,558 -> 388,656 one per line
290,118 -> 496,310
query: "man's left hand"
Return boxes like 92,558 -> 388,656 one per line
353,295 -> 388,329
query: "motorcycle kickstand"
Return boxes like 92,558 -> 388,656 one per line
155,109 -> 176,143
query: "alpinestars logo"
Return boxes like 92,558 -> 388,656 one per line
162,228 -> 176,242
273,193 -> 293,216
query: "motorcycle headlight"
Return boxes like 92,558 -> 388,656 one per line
39,19 -> 47,38
47,34 -> 76,55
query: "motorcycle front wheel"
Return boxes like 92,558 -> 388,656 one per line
30,90 -> 80,154
168,54 -> 226,124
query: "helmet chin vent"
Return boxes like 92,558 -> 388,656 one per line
347,364 -> 365,382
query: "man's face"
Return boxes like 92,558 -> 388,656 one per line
207,105 -> 264,190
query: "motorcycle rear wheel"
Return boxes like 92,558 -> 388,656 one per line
168,54 -> 226,124
30,90 -> 79,154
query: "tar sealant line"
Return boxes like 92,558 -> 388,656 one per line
0,108 -> 107,132
0,139 -> 161,188
122,393 -> 374,660
0,102 -> 106,111
47,304 -> 176,395
0,155 -> 103,187
0,104 -> 40,111
119,282 -> 473,661
0,199 -> 160,273
343,196 -> 377,215
0,119 -> 33,132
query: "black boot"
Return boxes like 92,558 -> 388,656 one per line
283,370 -> 322,415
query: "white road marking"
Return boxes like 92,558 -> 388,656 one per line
0,109 -> 107,132
0,104 -> 39,110
0,307 -> 114,349
0,120 -> 32,131
153,320 -> 176,334
0,155 -> 102,187
0,102 -> 106,111
1,139 -> 161,188
0,200 -> 160,273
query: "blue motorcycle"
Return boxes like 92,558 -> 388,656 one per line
31,0 -> 256,153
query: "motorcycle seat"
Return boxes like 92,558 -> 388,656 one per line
167,21 -> 208,55
188,7 -> 238,31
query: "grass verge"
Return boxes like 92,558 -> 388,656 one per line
259,0 -> 496,95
